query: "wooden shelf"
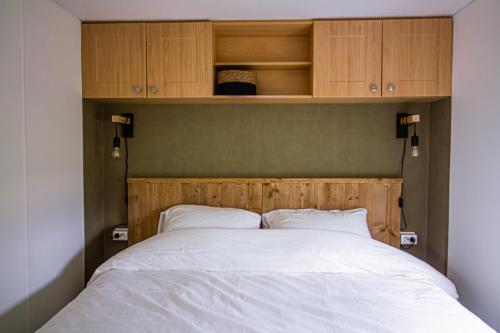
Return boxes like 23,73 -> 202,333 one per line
214,21 -> 312,63
85,96 -> 448,105
215,68 -> 310,95
212,94 -> 312,98
209,95 -> 445,104
214,20 -> 313,96
213,20 -> 312,37
207,95 -> 313,104
215,61 -> 311,70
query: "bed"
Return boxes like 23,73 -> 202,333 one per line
38,178 -> 494,332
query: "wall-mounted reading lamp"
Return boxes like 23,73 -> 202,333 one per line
111,114 -> 134,205
111,114 -> 134,159
396,113 -> 420,157
396,112 -> 421,238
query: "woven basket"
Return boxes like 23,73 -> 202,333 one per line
217,70 -> 257,95
218,70 -> 257,85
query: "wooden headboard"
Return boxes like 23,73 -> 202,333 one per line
127,178 -> 402,247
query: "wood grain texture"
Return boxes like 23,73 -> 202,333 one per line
214,20 -> 312,96
213,21 -> 312,37
313,20 -> 382,97
128,178 -> 402,247
86,95 -> 448,104
382,18 -> 452,97
214,62 -> 312,70
147,22 -> 213,97
251,69 -> 310,95
216,36 -> 310,62
82,19 -> 452,101
82,23 -> 146,98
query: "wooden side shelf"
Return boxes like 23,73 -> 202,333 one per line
85,95 -> 446,105
213,21 -> 313,96
211,95 -> 313,102
214,61 -> 312,70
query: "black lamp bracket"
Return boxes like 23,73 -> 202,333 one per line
396,113 -> 420,139
111,113 -> 134,138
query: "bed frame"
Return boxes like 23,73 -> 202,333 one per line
127,178 -> 402,247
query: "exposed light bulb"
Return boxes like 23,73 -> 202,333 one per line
410,131 -> 419,158
112,136 -> 121,159
111,146 -> 121,159
410,145 -> 420,158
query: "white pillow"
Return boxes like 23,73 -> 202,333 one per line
262,208 -> 371,238
158,205 -> 261,233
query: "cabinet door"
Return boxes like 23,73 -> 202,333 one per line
82,23 -> 146,98
147,22 -> 213,98
382,18 -> 452,97
313,20 -> 382,97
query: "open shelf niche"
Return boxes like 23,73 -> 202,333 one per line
213,21 -> 313,97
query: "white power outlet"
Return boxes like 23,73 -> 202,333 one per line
401,232 -> 418,245
112,227 -> 128,242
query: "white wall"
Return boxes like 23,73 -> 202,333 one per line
0,0 -> 84,332
0,1 -> 29,331
449,0 -> 500,330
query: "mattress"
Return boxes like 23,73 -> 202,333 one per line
38,229 -> 494,332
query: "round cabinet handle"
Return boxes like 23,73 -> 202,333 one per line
132,86 -> 141,93
369,84 -> 378,93
149,86 -> 158,94
387,83 -> 396,93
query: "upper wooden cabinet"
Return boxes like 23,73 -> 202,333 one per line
313,18 -> 452,98
147,22 -> 213,98
82,18 -> 452,101
82,23 -> 147,98
382,18 -> 452,97
313,20 -> 382,97
82,22 -> 212,99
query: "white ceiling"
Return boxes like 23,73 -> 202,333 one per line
54,0 -> 472,21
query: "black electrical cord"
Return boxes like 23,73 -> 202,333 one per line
124,137 -> 129,206
399,136 -> 408,231
401,209 -> 408,231
400,137 -> 407,180
400,242 -> 415,251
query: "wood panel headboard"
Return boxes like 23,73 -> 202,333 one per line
127,178 -> 402,247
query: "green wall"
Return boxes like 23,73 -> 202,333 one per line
428,98 -> 452,273
84,101 -> 441,280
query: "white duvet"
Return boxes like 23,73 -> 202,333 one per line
39,229 -> 494,332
